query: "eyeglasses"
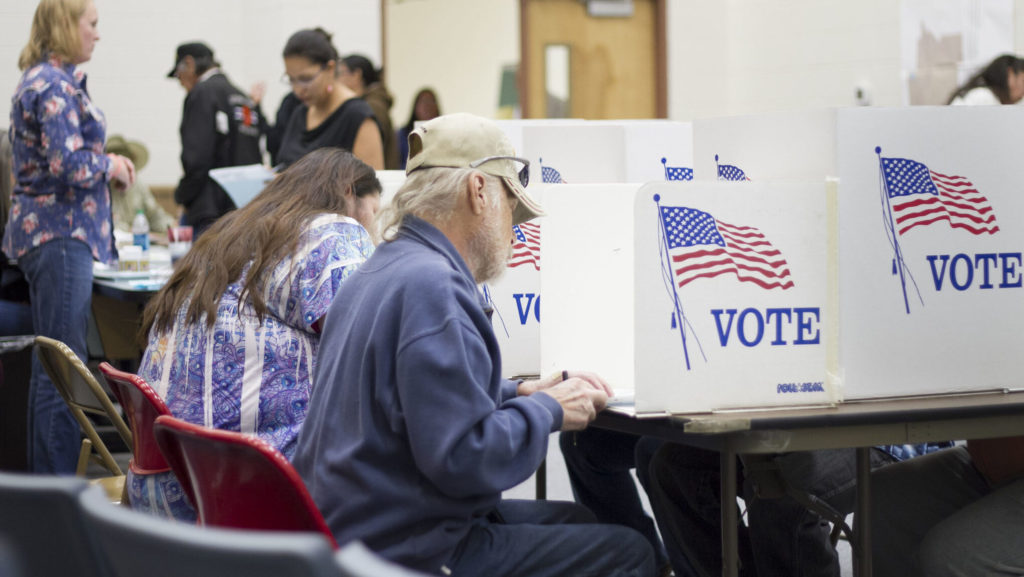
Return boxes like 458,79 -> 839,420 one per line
468,156 -> 530,188
280,65 -> 327,88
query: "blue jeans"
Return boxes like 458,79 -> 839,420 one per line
560,430 -> 669,570
643,443 -> 896,577
446,499 -> 656,577
18,239 -> 94,474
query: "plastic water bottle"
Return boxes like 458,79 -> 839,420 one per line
132,209 -> 150,252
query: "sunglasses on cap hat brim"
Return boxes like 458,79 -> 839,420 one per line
468,155 -> 530,188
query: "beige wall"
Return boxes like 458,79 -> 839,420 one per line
0,0 -> 381,185
666,0 -> 902,120
385,0 -> 520,128
5,0 -> 1024,184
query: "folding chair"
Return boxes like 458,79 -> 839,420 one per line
152,415 -> 337,547
34,336 -> 130,500
98,363 -> 171,478
0,472 -> 109,577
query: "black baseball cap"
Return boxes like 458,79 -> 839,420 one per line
167,42 -> 214,78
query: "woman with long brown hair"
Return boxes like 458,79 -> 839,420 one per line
130,148 -> 380,521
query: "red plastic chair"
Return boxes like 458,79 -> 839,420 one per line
98,363 -> 173,478
152,414 -> 338,548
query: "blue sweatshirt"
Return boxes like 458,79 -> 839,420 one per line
293,216 -> 563,574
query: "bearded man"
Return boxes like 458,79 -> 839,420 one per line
294,113 -> 655,577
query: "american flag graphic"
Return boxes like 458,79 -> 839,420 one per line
508,222 -> 540,270
881,157 -> 998,236
660,206 -> 793,290
661,157 -> 693,181
539,158 -> 566,183
717,163 -> 750,181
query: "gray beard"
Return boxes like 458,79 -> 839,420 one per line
467,209 -> 512,284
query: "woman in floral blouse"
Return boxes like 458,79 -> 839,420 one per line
132,148 -> 380,521
5,0 -> 135,473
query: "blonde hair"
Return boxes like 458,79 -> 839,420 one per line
19,0 -> 89,70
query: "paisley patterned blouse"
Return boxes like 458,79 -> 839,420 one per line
3,56 -> 115,264
129,214 -> 374,521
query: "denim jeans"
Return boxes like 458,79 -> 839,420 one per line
560,429 -> 669,570
643,443 -> 896,577
446,499 -> 656,577
18,239 -> 94,474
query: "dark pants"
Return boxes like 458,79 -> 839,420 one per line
446,499 -> 656,577
19,239 -> 94,474
559,429 -> 669,570
0,300 -> 32,336
643,443 -> 895,577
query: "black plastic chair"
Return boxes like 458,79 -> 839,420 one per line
78,485 -> 430,577
0,472 -> 109,577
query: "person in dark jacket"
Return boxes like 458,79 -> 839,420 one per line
168,42 -> 262,237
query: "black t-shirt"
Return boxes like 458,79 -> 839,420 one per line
276,97 -> 376,168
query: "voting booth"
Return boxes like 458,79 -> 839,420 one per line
540,181 -> 837,414
836,107 -> 1024,399
375,170 -> 407,208
692,108 -> 838,182
486,120 -> 694,377
517,120 -> 694,184
690,106 -> 1024,403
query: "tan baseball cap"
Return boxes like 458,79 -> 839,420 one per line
406,113 -> 545,225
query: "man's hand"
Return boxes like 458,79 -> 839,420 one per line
539,378 -> 609,431
518,370 -> 613,397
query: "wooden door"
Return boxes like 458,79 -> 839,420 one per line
521,0 -> 665,119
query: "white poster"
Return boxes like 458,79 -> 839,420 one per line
901,0 -> 1014,105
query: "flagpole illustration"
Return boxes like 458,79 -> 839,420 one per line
877,146 -> 911,314
654,194 -> 692,370
482,284 -> 510,338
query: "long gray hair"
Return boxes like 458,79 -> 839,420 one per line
377,167 -> 502,241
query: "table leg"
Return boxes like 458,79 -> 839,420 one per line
853,447 -> 872,577
535,458 -> 547,500
721,448 -> 739,577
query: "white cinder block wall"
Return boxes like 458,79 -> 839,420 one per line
6,1 -> 1024,185
0,0 -> 381,185
666,0 -> 903,119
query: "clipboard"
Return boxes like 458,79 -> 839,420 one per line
209,164 -> 275,208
